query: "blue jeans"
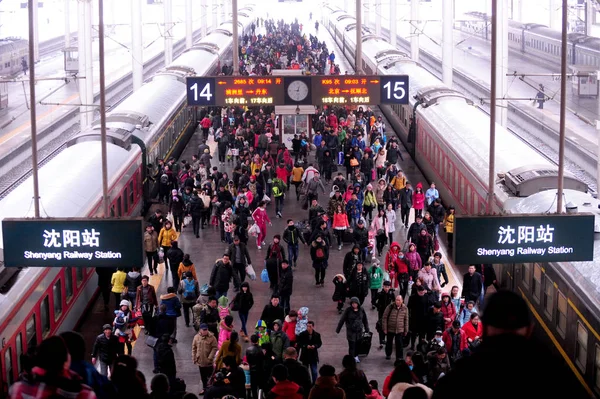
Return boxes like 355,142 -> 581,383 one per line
275,196 -> 284,214
216,290 -> 228,300
280,294 -> 291,315
306,362 -> 318,384
288,244 -> 299,265
239,310 -> 249,335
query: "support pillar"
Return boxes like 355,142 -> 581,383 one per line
78,0 -> 93,128
201,0 -> 208,38
411,0 -> 420,63
212,0 -> 218,29
356,0 -> 362,74
495,0 -> 508,126
232,0 -> 239,75
64,0 -> 71,47
442,0 -> 453,87
375,0 -> 381,37
131,0 -> 143,91
185,0 -> 193,47
32,0 -> 39,62
164,0 -> 173,66
390,0 -> 396,47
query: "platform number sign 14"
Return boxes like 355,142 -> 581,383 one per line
380,75 -> 409,104
186,77 -> 216,106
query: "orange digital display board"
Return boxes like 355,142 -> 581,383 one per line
311,75 -> 382,105
214,76 -> 285,106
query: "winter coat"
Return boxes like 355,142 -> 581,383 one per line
398,187 -> 413,209
385,209 -> 396,233
408,293 -> 430,326
368,265 -> 384,289
124,271 -> 141,293
270,329 -> 291,360
278,266 -> 294,296
387,383 -> 432,399
166,246 -> 184,270
442,327 -> 468,356
143,231 -> 158,252
444,213 -> 455,233
283,226 -> 306,245
462,320 -> 483,342
91,333 -> 120,364
310,241 -> 329,267
282,358 -> 313,397
412,189 -> 425,210
297,329 -> 322,365
282,316 -> 297,342
382,303 -> 409,334
418,268 -> 441,293
156,339 -> 177,378
218,320 -> 233,348
385,243 -> 409,276
462,271 -> 483,302
441,296 -> 457,330
405,250 -> 422,271
260,304 -> 285,330
177,260 -> 197,281
160,293 -> 182,317
349,269 -> 370,299
308,376 -> 345,399
158,226 -> 177,247
336,306 -> 369,342
192,331 -> 218,367
200,305 -> 221,333
374,181 -> 386,204
265,380 -> 303,399
426,309 -> 445,340
135,284 -> 158,309
332,213 -> 350,229
343,249 -> 361,279
177,278 -> 200,304
352,227 -> 369,248
408,221 -> 425,243
376,289 -> 396,319
227,243 -> 252,266
215,339 -> 242,370
332,274 -> 348,302
188,194 -> 204,216
110,270 -> 127,294
338,369 -> 371,399
210,259 -> 241,292
231,290 -> 254,313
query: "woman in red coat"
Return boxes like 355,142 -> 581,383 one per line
440,293 -> 457,330
412,182 -> 425,220
462,312 -> 483,345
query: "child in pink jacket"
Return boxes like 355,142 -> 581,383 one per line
218,315 -> 234,350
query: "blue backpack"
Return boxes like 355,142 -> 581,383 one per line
183,279 -> 196,300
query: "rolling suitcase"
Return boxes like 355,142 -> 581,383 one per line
357,331 -> 373,357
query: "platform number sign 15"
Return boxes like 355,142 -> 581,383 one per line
186,77 -> 216,106
380,75 -> 409,104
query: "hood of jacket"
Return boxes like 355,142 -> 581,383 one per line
378,178 -> 386,185
127,271 -> 140,278
297,306 -> 309,317
271,380 -> 301,396
334,273 -> 347,283
160,293 -> 177,300
314,375 -> 339,389
390,241 -> 401,251
182,259 -> 193,267
416,182 -> 423,189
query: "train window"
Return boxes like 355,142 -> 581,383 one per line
4,347 -> 13,386
466,185 -> 471,213
521,263 -> 531,288
124,186 -> 129,214
543,276 -> 554,320
129,180 -> 135,205
26,315 -> 36,350
110,204 -> 115,217
532,263 -> 542,303
76,267 -> 84,287
576,322 -> 588,372
557,291 -> 567,338
53,280 -> 62,320
459,176 -> 465,205
454,169 -> 459,197
40,296 -> 50,337
117,197 -> 122,217
15,333 -> 22,373
65,268 -> 73,301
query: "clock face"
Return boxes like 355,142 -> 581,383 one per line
287,80 -> 309,102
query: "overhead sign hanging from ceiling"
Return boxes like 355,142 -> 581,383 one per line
2,218 -> 144,268
453,214 -> 595,264
186,75 -> 410,107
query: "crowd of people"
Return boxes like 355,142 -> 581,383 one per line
8,17 -> 573,399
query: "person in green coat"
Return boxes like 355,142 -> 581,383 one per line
369,260 -> 384,310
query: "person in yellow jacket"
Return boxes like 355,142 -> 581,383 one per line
158,220 -> 178,267
444,206 -> 455,249
111,268 -> 127,310
178,254 -> 198,281
390,171 -> 406,191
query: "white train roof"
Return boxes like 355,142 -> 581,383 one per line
504,189 -> 600,314
383,62 -> 443,103
0,142 -> 132,248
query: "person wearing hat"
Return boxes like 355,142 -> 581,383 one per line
433,290 -> 571,399
336,296 -> 370,363
442,320 -> 468,365
192,323 -> 219,395
91,324 -> 119,376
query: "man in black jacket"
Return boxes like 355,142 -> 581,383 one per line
167,241 -> 184,289
408,215 -> 426,243
200,296 -> 221,337
260,295 -> 286,330
398,182 -> 413,228
188,191 -> 204,238
91,324 -> 119,376
375,281 -> 396,348
297,321 -> 322,384
282,347 -> 313,398
386,141 -> 404,164
209,254 -> 241,299
283,219 -> 307,267
227,237 -> 252,288
222,356 -> 246,398
462,265 -> 483,305
156,333 -> 177,385
426,302 -> 445,341
278,261 -> 294,314
352,219 -> 369,261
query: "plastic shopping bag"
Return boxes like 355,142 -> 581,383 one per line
248,224 -> 261,237
261,269 -> 270,283
246,264 -> 257,281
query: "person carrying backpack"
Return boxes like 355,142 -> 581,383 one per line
178,272 -> 199,328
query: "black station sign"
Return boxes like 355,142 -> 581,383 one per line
453,214 -> 595,264
186,75 -> 410,107
2,218 -> 144,268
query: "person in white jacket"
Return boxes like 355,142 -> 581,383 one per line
385,203 -> 397,245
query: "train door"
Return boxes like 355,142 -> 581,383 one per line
495,262 -> 515,291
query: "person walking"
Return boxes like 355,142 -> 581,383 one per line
135,275 -> 158,329
278,260 -> 294,315
166,241 -> 184,289
265,235 -> 286,292
144,224 -> 159,275
252,201 -> 271,249
336,297 -> 370,363
310,235 -> 330,287
227,236 -> 252,286
348,262 -> 370,306
297,320 -> 322,384
209,254 -> 241,299
178,271 -> 200,327
192,323 -> 219,396
382,295 -> 409,361
91,324 -> 119,376
110,268 -> 127,310
283,218 -> 307,267
231,281 -> 254,342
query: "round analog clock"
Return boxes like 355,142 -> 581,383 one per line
287,79 -> 309,102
